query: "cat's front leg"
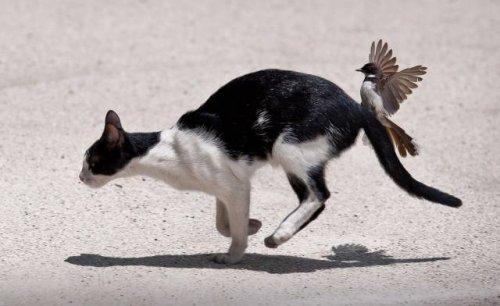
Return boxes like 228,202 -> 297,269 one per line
216,198 -> 262,237
212,187 -> 251,264
215,199 -> 231,237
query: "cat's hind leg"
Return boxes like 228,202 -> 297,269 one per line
215,198 -> 262,237
264,165 -> 330,248
265,134 -> 332,248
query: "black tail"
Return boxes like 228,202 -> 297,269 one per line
361,111 -> 462,208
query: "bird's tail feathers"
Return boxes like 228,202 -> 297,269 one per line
382,117 -> 418,157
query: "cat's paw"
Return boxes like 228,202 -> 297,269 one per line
264,236 -> 279,248
248,219 -> 262,235
211,253 -> 243,265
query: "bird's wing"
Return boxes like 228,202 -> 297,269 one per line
369,39 -> 399,78
379,65 -> 427,115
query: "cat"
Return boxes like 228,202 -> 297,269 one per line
79,69 -> 462,264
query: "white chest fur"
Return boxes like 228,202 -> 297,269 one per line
129,127 -> 263,196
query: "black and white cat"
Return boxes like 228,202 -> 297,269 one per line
79,69 -> 461,264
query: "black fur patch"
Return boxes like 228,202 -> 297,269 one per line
86,131 -> 160,176
287,174 -> 309,203
177,69 -> 364,160
307,165 -> 331,202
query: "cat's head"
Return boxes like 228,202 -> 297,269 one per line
79,110 -> 133,188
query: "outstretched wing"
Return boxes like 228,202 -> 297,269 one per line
369,39 -> 399,77
379,65 -> 427,115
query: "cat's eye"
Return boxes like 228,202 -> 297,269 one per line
89,157 -> 100,169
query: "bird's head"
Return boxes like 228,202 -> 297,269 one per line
356,63 -> 380,76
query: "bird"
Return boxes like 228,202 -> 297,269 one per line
357,39 -> 427,157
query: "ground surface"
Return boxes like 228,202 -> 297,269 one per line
0,1 -> 499,305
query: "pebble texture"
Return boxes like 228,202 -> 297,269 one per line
0,0 -> 498,305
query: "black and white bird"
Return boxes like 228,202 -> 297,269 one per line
357,39 -> 427,157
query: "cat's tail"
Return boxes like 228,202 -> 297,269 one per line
361,110 -> 462,208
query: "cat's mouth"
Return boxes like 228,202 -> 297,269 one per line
79,172 -> 109,188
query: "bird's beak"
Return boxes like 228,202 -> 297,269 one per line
356,68 -> 362,72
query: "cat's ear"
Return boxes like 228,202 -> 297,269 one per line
103,110 -> 124,148
105,110 -> 122,129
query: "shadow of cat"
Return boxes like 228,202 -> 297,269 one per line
65,243 -> 449,274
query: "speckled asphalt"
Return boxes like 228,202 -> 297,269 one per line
0,1 -> 498,305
